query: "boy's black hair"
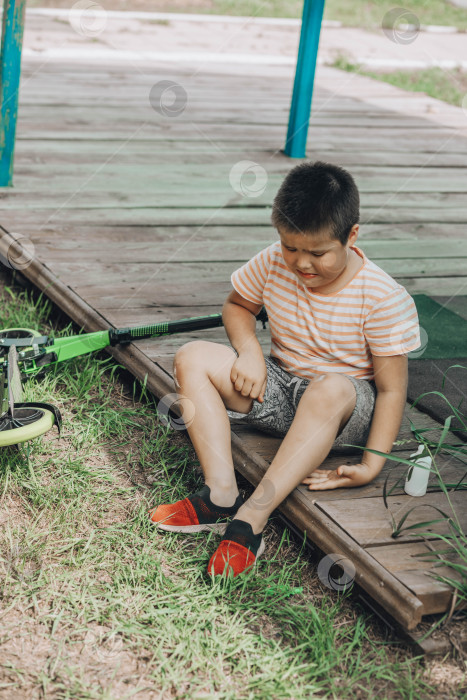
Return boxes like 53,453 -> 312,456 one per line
271,161 -> 360,244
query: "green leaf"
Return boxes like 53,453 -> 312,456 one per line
452,471 -> 467,490
434,415 -> 453,458
410,391 -> 466,430
392,505 -> 452,538
399,518 -> 450,533
428,572 -> 467,600
382,470 -> 390,510
441,364 -> 467,392
343,445 -> 433,469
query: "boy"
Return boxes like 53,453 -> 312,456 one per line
149,161 -> 420,578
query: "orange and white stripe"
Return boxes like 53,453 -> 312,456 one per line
231,242 -> 420,380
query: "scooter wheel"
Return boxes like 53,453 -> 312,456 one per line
0,406 -> 56,446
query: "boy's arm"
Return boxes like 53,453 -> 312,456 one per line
223,290 -> 268,402
302,354 -> 408,490
359,353 -> 408,475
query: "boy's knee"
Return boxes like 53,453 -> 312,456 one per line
302,373 -> 355,409
173,341 -> 208,374
173,341 -> 230,385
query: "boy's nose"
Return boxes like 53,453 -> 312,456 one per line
297,255 -> 314,272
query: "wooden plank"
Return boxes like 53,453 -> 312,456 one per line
104,277 -> 467,301
3,206 -> 467,228
365,541 -> 463,614
14,104 -> 461,133
12,82 -> 356,98
26,238 -> 467,264
55,278 -> 467,310
12,107 -> 466,136
313,491 -> 467,546
18,107 -> 449,130
394,277 -> 467,296
231,418 -> 464,467
3,220 -> 467,243
131,329 -> 271,363
0,208 -> 272,226
3,182 -> 467,208
11,161 -> 467,184
15,96 -> 462,125
13,126 -> 467,151
10,73 -> 445,100
47,260 -> 467,289
12,141 -> 467,167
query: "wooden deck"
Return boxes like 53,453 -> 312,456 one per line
1,59 -> 466,639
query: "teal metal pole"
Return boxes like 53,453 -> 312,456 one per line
284,0 -> 325,158
0,0 -> 26,186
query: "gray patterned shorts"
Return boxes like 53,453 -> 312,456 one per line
227,355 -> 377,455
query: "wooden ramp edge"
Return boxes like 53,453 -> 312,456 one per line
1,226 -> 462,637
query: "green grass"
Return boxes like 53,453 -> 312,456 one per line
331,55 -> 467,109
0,282 -> 460,698
323,0 -> 467,30
361,67 -> 467,110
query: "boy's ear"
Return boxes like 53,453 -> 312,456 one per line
348,224 -> 359,246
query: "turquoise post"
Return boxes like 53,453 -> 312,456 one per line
284,0 -> 326,158
0,0 -> 26,186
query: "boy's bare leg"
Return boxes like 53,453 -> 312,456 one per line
173,341 -> 357,528
173,340 -> 253,507
234,374 -> 357,533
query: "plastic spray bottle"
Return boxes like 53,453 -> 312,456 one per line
404,443 -> 432,497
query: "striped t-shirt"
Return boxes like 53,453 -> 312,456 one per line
231,242 -> 420,380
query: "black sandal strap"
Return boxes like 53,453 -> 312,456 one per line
189,485 -> 243,525
222,518 -> 263,555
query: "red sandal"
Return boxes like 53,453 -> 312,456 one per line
208,519 -> 265,577
149,485 -> 243,534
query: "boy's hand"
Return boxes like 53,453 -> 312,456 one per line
301,463 -> 377,490
230,351 -> 267,403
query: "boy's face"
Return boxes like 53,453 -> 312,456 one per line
279,225 -> 359,292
